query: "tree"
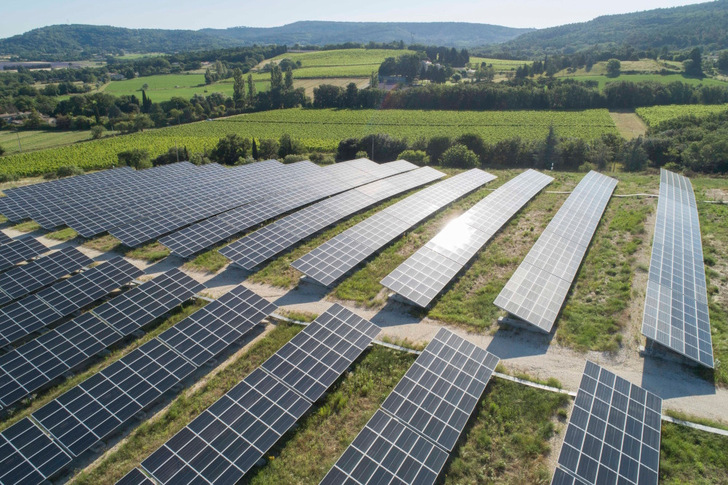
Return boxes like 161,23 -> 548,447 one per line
441,144 -> 479,168
426,136 -> 451,164
118,149 -> 151,169
210,134 -> 250,165
606,59 -> 621,78
369,71 -> 378,88
270,65 -> 284,108
344,83 -> 358,108
204,68 -> 214,85
90,125 -> 105,139
537,125 -> 560,169
718,51 -> 728,72
684,48 -> 703,77
247,73 -> 256,105
278,133 -> 302,158
258,139 -> 279,159
0,145 -> 4,157
232,68 -> 245,109
251,139 -> 259,160
284,67 -> 294,90
623,137 -> 648,172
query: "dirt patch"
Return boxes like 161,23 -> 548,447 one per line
610,111 -> 648,139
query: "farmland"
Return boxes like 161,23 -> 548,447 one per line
636,103 -> 728,127
0,129 -> 97,155
0,108 -> 618,176
560,73 -> 728,91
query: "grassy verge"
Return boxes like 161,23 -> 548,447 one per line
660,421 -> 728,484
556,196 -> 653,351
246,346 -> 417,484
184,248 -> 229,273
83,235 -> 170,263
443,379 -> 570,484
72,322 -> 302,484
0,300 -> 207,432
46,227 -> 78,241
11,220 -> 41,232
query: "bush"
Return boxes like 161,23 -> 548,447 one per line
336,138 -> 360,162
578,162 -> 597,172
90,125 -> 106,140
118,149 -> 152,169
455,133 -> 487,162
355,150 -> 368,159
278,133 -> 303,158
258,139 -> 279,160
153,146 -> 189,166
0,173 -> 20,183
663,161 -> 683,172
397,149 -> 429,166
55,165 -> 85,178
426,136 -> 451,164
358,133 -> 407,162
211,134 -> 251,165
190,153 -> 212,165
441,144 -> 479,168
0,144 -> 5,157
309,153 -> 335,165
283,154 -> 307,164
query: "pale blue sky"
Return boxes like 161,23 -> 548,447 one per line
0,0 -> 711,38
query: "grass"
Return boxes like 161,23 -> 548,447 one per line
245,346 -> 416,484
0,300 -> 207,432
273,309 -> 319,323
46,227 -> 78,241
470,57 -> 532,71
0,130 -> 95,156
11,220 -> 41,232
82,235 -> 170,263
663,409 -> 728,432
559,73 -> 728,91
636,103 -> 728,128
184,248 -> 229,273
72,322 -> 302,484
660,421 -> 728,484
442,379 -> 569,484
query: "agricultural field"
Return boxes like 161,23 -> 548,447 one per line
470,56 -> 532,71
561,72 -> 728,91
0,129 -> 97,155
260,48 -> 393,78
557,59 -> 682,78
636,103 -> 728,127
0,108 -> 618,177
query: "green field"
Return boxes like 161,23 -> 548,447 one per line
636,103 -> 728,127
561,73 -> 728,91
0,108 -> 618,176
470,56 -> 532,71
102,73 -> 270,102
0,130 -> 96,155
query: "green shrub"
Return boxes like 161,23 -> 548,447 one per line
354,150 -> 368,159
441,144 -> 479,168
0,173 -> 19,183
426,136 -> 451,164
663,161 -> 682,172
258,138 -> 280,160
118,149 -> 152,169
283,154 -> 307,164
579,161 -> 597,172
55,165 -> 85,178
397,149 -> 430,165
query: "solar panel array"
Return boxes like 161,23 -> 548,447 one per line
0,232 -> 12,246
0,237 -> 47,273
0,417 -> 72,484
0,285 -> 276,482
642,169 -> 714,368
382,169 -> 554,307
161,159 -> 418,258
138,304 -> 380,485
220,167 -> 445,270
292,169 -> 497,286
322,328 -> 499,485
0,257 -> 142,347
0,268 -> 201,409
0,247 -> 92,306
552,361 -> 662,485
494,171 -> 618,332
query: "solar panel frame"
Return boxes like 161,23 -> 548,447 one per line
380,328 -> 499,452
642,169 -> 714,368
0,237 -> 47,273
381,169 -> 553,308
0,247 -> 92,306
553,361 -> 662,485
0,418 -> 72,484
494,171 -> 618,333
117,468 -> 157,485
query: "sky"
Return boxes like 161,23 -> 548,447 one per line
0,0 -> 712,38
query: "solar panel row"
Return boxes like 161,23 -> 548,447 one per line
292,169 -> 497,286
552,361 -> 662,485
321,328 -> 499,485
0,232 -> 12,246
382,169 -> 554,307
0,247 -> 92,307
0,285 -> 276,483
220,167 -> 445,270
0,257 -> 142,347
0,268 -> 200,409
160,159 -> 419,258
137,304 -> 380,485
494,171 -> 618,332
642,169 -> 714,368
0,237 -> 47,274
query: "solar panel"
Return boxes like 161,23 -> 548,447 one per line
642,169 -> 713,367
141,303 -> 381,485
495,171 -> 617,332
160,159 -> 417,258
0,257 -> 142,346
141,367 -> 312,484
261,303 -> 380,401
159,285 -> 277,366
117,468 -> 156,485
33,339 -> 196,457
0,232 -> 12,246
0,237 -> 47,273
320,410 -> 449,485
382,169 -> 553,307
220,167 -> 445,270
92,269 -> 204,336
293,169 -> 496,286
0,247 -> 92,306
553,361 -> 662,485
381,328 -> 498,451
0,418 -> 72,484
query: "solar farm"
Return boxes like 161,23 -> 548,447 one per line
0,159 -> 724,485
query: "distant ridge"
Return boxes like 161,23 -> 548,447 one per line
0,22 -> 532,61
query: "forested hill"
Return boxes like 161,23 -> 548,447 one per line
200,21 -> 533,49
0,22 -> 531,61
488,0 -> 728,57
